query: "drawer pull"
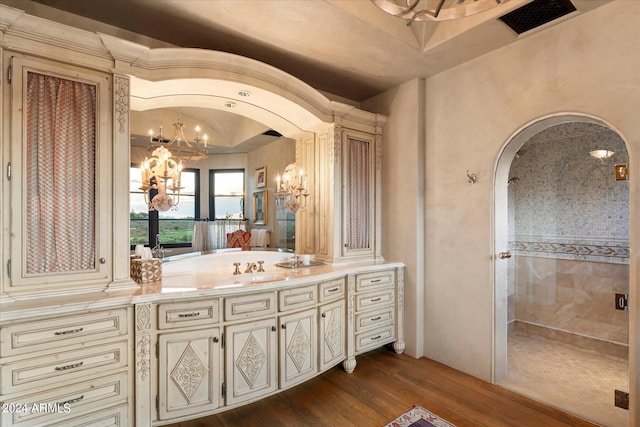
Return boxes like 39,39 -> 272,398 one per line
370,297 -> 382,302
371,316 -> 382,321
54,327 -> 84,336
177,312 -> 201,318
327,287 -> 340,292
55,361 -> 84,371
371,335 -> 382,341
371,279 -> 382,283
59,395 -> 84,406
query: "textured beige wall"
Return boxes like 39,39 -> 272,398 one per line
362,78 -> 425,358
421,2 -> 639,422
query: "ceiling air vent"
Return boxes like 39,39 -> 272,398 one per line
500,0 -> 577,34
262,129 -> 282,137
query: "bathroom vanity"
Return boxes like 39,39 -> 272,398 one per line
0,252 -> 404,426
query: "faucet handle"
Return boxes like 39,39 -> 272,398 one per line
257,261 -> 265,272
233,262 -> 241,275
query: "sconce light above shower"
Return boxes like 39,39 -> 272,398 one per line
589,149 -> 615,161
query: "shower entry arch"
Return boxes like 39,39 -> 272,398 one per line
493,112 -> 634,425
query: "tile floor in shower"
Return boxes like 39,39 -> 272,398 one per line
500,329 -> 629,427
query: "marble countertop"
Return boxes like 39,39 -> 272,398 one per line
0,254 -> 403,322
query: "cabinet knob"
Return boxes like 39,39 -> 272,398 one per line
99,258 -> 106,264
213,337 -> 219,343
281,324 -> 286,330
321,313 -> 326,318
271,326 -> 276,332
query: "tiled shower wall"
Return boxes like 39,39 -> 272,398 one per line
507,122 -> 629,346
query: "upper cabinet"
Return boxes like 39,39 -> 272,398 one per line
6,56 -> 113,293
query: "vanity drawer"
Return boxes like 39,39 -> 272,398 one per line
355,289 -> 394,312
225,292 -> 276,321
355,306 -> 394,333
355,270 -> 394,292
318,278 -> 345,303
279,285 -> 317,312
0,340 -> 128,395
49,403 -> 129,427
158,299 -> 221,329
0,308 -> 129,358
355,324 -> 395,354
1,371 -> 128,427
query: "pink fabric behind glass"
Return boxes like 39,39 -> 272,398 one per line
346,137 -> 370,250
25,72 -> 96,274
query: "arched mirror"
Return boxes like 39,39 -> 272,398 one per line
129,107 -> 296,256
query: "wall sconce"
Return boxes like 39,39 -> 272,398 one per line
589,150 -> 614,161
275,163 -> 310,214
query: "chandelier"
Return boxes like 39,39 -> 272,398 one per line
139,120 -> 209,211
371,0 -> 510,25
275,163 -> 310,214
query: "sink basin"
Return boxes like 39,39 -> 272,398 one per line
235,274 -> 287,285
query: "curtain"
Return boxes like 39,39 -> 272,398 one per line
346,137 -> 370,250
25,72 -> 97,274
192,220 -> 248,251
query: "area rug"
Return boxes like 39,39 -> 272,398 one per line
384,405 -> 456,427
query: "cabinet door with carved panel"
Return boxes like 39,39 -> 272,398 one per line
225,318 -> 277,406
158,329 -> 221,420
319,299 -> 345,372
279,309 -> 317,388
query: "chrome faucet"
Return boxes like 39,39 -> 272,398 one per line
245,262 -> 257,273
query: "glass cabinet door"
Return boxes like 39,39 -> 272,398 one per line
342,131 -> 375,258
9,57 -> 111,290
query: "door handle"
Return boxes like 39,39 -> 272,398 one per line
498,251 -> 512,259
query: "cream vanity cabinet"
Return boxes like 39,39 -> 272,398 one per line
144,267 -> 403,426
318,278 -> 346,371
278,285 -> 318,388
156,299 -> 222,420
224,290 -> 278,406
0,307 -> 133,427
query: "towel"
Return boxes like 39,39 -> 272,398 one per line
251,229 -> 270,248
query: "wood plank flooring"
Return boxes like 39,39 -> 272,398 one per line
168,347 -> 599,427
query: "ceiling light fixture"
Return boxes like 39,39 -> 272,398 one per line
371,0 -> 510,25
140,120 -> 208,211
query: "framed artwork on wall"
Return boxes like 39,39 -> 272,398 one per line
253,191 -> 267,225
255,166 -> 267,188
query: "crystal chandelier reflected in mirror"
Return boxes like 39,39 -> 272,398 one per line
139,120 -> 209,211
371,0 -> 510,25
275,163 -> 310,214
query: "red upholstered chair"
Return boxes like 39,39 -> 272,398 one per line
226,229 -> 251,250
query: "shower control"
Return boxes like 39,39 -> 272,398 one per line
615,293 -> 628,311
498,251 -> 512,259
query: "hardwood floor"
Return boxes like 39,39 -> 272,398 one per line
169,347 -> 599,427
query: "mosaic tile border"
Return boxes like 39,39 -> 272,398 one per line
509,236 -> 629,264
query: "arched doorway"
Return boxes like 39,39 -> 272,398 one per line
495,114 -> 630,426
